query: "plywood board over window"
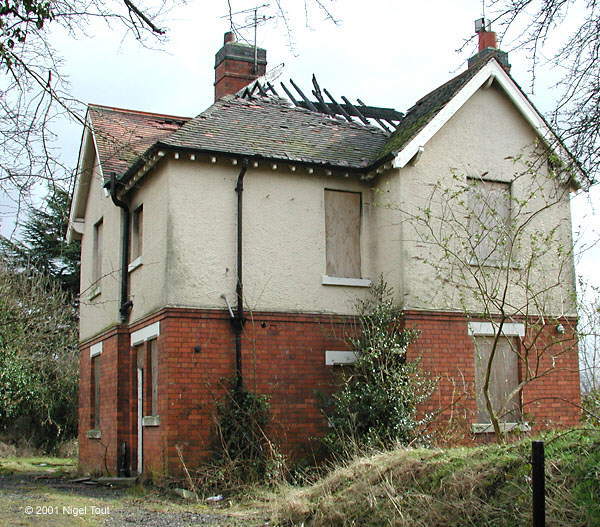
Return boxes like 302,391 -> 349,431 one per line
467,179 -> 511,265
474,336 -> 521,423
91,355 -> 101,429
324,189 -> 361,278
149,339 -> 158,416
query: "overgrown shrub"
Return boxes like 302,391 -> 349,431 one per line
582,389 -> 600,426
0,261 -> 78,450
189,381 -> 284,493
323,279 -> 435,455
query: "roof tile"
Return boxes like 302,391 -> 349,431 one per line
88,105 -> 189,177
158,96 -> 388,169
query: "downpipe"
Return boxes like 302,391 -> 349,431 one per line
233,159 -> 249,389
109,173 -> 133,323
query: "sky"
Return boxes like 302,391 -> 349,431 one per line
0,0 -> 598,289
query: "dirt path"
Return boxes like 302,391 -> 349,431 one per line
0,471 -> 267,527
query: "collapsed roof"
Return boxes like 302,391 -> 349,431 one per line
85,52 -> 581,187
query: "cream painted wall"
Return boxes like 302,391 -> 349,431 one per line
395,83 -> 577,316
79,147 -> 122,341
78,81 -> 577,340
126,164 -> 169,324
165,160 -> 376,315
79,144 -> 170,340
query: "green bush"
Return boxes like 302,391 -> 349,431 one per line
323,279 -> 435,455
0,262 -> 78,450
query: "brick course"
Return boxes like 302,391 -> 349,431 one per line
78,307 -> 581,475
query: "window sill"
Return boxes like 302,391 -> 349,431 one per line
128,256 -> 143,273
142,415 -> 160,427
471,422 -> 530,434
88,286 -> 101,300
322,276 -> 372,287
325,350 -> 358,365
86,429 -> 102,439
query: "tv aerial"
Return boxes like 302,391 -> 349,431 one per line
219,4 -> 274,74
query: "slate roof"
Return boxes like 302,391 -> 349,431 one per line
157,96 -> 388,169
88,105 -> 189,177
376,56 -> 491,160
87,54 -> 506,180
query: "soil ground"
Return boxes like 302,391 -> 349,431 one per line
0,458 -> 267,527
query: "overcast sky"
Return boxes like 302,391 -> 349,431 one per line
1,0 -> 597,288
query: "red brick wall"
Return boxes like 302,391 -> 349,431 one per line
78,308 -> 581,475
404,310 -> 581,438
78,327 -> 129,474
214,59 -> 266,100
159,309 -> 352,472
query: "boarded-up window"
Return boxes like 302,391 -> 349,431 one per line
467,179 -> 511,265
324,190 -> 361,278
137,341 -> 159,417
93,219 -> 103,282
148,339 -> 158,416
474,336 -> 520,423
130,205 -> 143,262
91,356 -> 101,429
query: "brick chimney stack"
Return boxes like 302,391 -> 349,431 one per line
476,17 -> 497,51
468,18 -> 511,71
214,32 -> 267,100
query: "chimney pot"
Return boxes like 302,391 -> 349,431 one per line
467,18 -> 510,71
224,31 -> 235,44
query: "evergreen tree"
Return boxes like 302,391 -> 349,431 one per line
0,186 -> 80,296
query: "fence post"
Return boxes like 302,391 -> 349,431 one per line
532,440 -> 545,527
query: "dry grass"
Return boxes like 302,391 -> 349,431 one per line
272,429 -> 600,527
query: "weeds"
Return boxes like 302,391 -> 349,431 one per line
272,428 -> 600,526
177,380 -> 286,497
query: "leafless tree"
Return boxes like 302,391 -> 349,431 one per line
487,0 -> 599,178
0,0 -> 171,228
399,151 -> 583,439
1,0 -> 340,230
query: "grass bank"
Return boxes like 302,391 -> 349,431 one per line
273,428 -> 599,527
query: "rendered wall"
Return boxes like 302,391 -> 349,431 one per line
395,83 -> 577,317
79,152 -> 170,341
164,161 -> 377,315
78,151 -> 122,341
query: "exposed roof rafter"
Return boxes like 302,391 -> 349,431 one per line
241,75 -> 404,134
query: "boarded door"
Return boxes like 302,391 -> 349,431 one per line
474,336 -> 520,423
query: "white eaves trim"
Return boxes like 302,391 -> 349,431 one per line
325,350 -> 358,365
131,321 -> 160,346
90,342 -> 103,358
468,321 -> 525,337
392,59 -> 579,178
322,276 -> 372,287
68,111 -> 105,242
